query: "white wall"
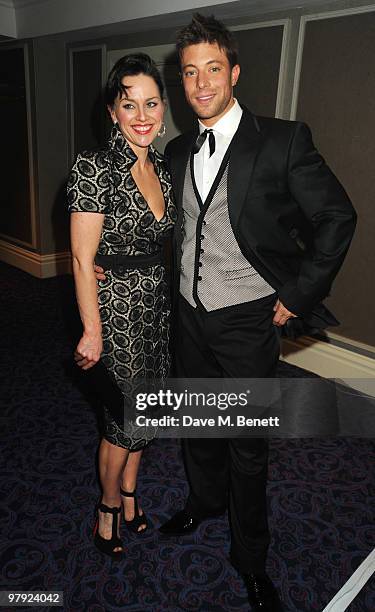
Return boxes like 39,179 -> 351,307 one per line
11,0 -> 341,39
0,2 -> 17,38
15,0 -> 234,38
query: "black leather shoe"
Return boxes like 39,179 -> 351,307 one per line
242,572 -> 283,611
159,510 -> 201,536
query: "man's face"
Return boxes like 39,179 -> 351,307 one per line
180,42 -> 240,126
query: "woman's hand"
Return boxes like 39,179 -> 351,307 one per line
74,332 -> 103,370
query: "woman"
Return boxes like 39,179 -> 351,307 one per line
67,54 -> 176,557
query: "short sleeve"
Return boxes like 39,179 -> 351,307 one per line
67,149 -> 111,214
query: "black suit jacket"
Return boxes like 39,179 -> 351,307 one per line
165,107 -> 356,329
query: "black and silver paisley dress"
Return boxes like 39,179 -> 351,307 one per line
67,124 -> 176,450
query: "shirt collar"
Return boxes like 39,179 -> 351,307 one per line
109,122 -> 137,169
198,99 -> 242,138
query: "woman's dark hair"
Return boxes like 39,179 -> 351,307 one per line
176,13 -> 239,68
105,53 -> 164,107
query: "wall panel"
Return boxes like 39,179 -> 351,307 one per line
70,46 -> 106,160
233,25 -> 284,116
0,45 -> 34,246
296,10 -> 375,345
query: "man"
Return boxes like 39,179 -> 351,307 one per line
156,13 -> 356,612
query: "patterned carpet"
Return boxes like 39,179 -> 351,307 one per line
0,262 -> 374,612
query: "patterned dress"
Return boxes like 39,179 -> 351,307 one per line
67,124 -> 176,449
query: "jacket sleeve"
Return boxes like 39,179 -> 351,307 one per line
277,122 -> 357,315
163,142 -> 172,173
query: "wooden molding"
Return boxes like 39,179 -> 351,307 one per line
0,239 -> 71,277
282,336 -> 375,397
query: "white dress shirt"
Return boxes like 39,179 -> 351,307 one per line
194,99 -> 243,201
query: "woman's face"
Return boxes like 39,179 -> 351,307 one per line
109,73 -> 165,153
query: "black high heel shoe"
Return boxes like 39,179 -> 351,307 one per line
120,488 -> 148,533
93,502 -> 124,557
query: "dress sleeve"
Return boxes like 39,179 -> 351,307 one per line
67,150 -> 111,214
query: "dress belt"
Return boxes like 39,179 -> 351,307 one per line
95,252 -> 163,271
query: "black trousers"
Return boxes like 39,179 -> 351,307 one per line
175,293 -> 280,573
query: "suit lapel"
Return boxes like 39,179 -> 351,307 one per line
228,108 -> 263,229
168,130 -> 196,271
170,130 -> 197,211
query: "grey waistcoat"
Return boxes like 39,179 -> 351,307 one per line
179,156 -> 275,311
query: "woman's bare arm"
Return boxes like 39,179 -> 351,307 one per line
70,211 -> 104,370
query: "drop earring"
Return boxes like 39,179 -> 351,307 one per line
110,120 -> 119,139
157,122 -> 166,138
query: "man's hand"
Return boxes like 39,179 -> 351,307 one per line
273,299 -> 297,326
94,264 -> 106,281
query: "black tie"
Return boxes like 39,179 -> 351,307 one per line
193,129 -> 216,157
